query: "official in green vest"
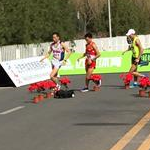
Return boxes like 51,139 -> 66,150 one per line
122,29 -> 144,88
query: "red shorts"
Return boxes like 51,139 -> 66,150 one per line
85,59 -> 96,69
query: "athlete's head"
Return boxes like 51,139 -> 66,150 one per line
126,29 -> 136,40
52,32 -> 60,43
85,33 -> 93,44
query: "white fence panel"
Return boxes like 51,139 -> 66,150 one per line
0,34 -> 150,62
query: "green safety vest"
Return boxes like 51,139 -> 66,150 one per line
131,36 -> 140,58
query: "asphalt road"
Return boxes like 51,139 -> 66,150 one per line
0,74 -> 150,150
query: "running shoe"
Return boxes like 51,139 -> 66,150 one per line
129,82 -> 139,88
55,84 -> 61,91
81,87 -> 89,92
98,79 -> 102,86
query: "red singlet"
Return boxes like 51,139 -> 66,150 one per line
85,41 -> 97,68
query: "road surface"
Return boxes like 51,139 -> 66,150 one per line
0,74 -> 150,150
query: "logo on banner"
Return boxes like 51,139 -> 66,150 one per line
97,57 -> 122,67
61,60 -> 73,70
75,57 -> 122,69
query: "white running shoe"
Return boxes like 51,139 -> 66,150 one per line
55,84 -> 61,91
81,87 -> 89,92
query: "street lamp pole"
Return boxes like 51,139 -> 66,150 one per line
108,0 -> 112,38
77,11 -> 80,32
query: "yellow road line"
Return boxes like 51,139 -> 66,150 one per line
109,110 -> 150,150
137,134 -> 150,150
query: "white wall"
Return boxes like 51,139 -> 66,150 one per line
0,34 -> 150,62
70,34 -> 150,53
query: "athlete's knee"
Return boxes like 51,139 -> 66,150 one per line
86,74 -> 91,80
132,72 -> 138,77
50,74 -> 54,79
129,71 -> 133,74
129,69 -> 136,74
131,71 -> 136,75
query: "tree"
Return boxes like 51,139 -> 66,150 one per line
72,0 -> 106,35
0,0 -> 77,45
0,0 -> 25,45
0,0 -> 150,45
100,0 -> 150,36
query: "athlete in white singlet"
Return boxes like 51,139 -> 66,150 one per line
40,32 -> 71,89
50,40 -> 65,69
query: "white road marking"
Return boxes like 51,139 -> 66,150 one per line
0,106 -> 25,115
0,87 -> 13,90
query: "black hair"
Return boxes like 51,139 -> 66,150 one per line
85,33 -> 93,38
127,36 -> 132,44
52,32 -> 60,37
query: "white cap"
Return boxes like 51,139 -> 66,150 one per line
126,29 -> 136,36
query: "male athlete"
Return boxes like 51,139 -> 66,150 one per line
122,29 -> 144,88
40,32 -> 71,90
77,33 -> 100,92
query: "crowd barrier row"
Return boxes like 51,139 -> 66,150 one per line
0,34 -> 150,62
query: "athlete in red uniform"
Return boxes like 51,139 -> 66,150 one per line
77,33 -> 100,92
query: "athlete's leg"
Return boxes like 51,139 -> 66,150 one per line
81,67 -> 94,92
133,67 -> 138,82
129,64 -> 138,87
50,67 -> 59,84
132,72 -> 144,77
129,64 -> 144,88
130,65 -> 138,82
129,64 -> 144,78
129,64 -> 137,73
130,58 -> 138,82
85,67 -> 94,88
50,59 -> 62,85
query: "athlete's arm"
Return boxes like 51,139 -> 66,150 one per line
122,46 -> 131,55
92,43 -> 100,61
61,42 -> 71,62
136,39 -> 144,61
122,49 -> 130,55
77,53 -> 86,61
40,48 -> 52,62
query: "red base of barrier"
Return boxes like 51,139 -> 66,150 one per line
46,92 -> 52,99
139,90 -> 146,97
125,84 -> 130,89
33,96 -> 40,104
93,86 -> 100,91
32,92 -> 54,104
38,94 -> 44,101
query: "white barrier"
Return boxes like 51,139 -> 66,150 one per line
1,57 -> 52,87
0,34 -> 150,62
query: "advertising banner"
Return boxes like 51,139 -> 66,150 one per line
59,50 -> 150,75
1,57 -> 51,87
0,50 -> 149,87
